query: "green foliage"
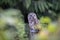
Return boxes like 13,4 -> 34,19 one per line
32,1 -> 49,12
40,16 -> 52,24
23,0 -> 31,9
0,0 -> 60,14
0,9 -> 28,40
0,0 -> 19,7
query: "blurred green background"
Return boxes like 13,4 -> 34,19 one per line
0,0 -> 60,40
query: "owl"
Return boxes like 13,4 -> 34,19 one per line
28,12 -> 42,40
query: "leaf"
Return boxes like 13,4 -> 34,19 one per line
38,1 -> 42,12
24,0 -> 31,9
34,2 -> 38,12
48,10 -> 56,16
47,2 -> 53,7
40,2 -> 45,12
44,2 -> 49,9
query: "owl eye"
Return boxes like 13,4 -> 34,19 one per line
34,15 -> 35,17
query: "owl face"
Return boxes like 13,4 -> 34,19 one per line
28,13 -> 37,20
28,12 -> 39,27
